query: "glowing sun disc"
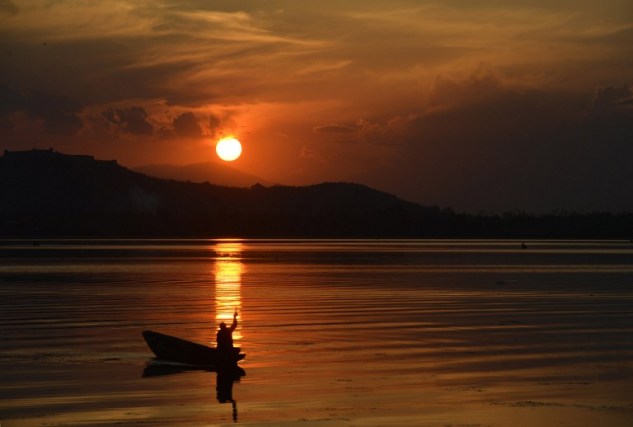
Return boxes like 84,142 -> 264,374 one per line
216,137 -> 242,161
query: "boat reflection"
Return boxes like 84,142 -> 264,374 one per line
142,362 -> 246,379
213,241 -> 244,343
142,363 -> 245,422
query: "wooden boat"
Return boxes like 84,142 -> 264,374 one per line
142,330 -> 245,367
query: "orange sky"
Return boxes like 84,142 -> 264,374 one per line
1,1 -> 632,212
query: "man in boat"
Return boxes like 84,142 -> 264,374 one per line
216,310 -> 238,354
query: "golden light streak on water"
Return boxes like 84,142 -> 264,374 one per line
213,241 -> 244,342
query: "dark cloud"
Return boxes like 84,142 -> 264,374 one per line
0,84 -> 84,135
585,85 -> 633,145
157,127 -> 175,139
0,84 -> 19,117
314,124 -> 357,134
0,116 -> 13,130
604,27 -> 633,45
359,70 -> 633,213
209,114 -> 221,129
102,106 -> 154,135
428,65 -> 507,109
208,114 -> 221,138
0,0 -> 18,15
173,112 -> 202,138
589,85 -> 633,115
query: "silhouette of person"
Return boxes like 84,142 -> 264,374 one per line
216,311 -> 238,354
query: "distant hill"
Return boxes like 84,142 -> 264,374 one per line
1,150 -> 631,238
134,161 -> 272,187
0,149 -> 427,237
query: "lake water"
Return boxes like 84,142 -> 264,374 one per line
1,239 -> 632,426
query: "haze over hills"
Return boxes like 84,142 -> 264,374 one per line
1,149 -> 631,238
134,161 -> 273,187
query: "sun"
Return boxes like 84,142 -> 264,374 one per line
216,137 -> 242,162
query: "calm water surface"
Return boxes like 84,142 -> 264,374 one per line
1,240 -> 632,426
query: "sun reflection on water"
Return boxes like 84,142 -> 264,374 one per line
213,241 -> 244,342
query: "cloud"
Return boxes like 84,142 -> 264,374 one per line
0,84 -> 19,117
0,84 -> 84,136
428,64 -> 505,109
173,112 -> 202,138
589,85 -> 633,114
314,124 -> 357,134
3,1 -> 629,113
299,145 -> 323,161
0,0 -> 18,15
102,106 -> 154,135
300,65 -> 632,212
586,85 -> 633,143
365,68 -> 633,213
208,114 -> 221,138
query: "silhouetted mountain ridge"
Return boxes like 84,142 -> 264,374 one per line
0,149 -> 425,236
2,150 -> 632,238
134,161 -> 272,187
